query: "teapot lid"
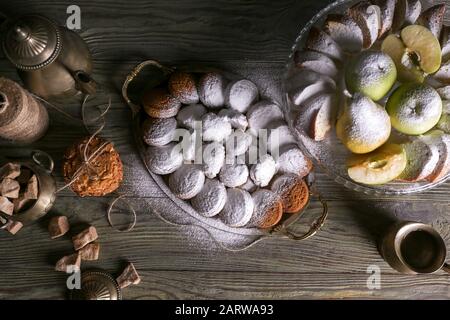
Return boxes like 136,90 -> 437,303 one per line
68,270 -> 122,300
2,14 -> 62,70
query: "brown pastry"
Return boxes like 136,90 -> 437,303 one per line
271,174 -> 310,213
142,87 -> 181,118
248,189 -> 283,229
168,71 -> 199,104
63,137 -> 123,197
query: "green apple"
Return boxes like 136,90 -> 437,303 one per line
386,83 -> 442,135
336,93 -> 391,154
347,144 -> 407,185
345,51 -> 397,101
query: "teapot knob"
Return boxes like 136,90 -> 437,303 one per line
13,24 -> 30,41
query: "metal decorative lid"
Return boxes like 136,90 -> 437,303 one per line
69,270 -> 122,300
2,14 -> 62,70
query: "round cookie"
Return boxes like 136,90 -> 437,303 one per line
202,112 -> 232,142
142,117 -> 177,147
145,143 -> 183,175
250,154 -> 277,187
169,165 -> 205,199
177,104 -> 207,129
247,101 -> 284,136
225,79 -> 259,113
198,72 -> 228,108
271,174 -> 309,213
225,129 -> 253,157
142,87 -> 181,118
276,145 -> 313,178
203,142 -> 225,179
247,189 -> 283,229
219,188 -> 254,227
218,108 -> 248,131
168,71 -> 199,105
191,179 -> 227,217
219,164 -> 249,188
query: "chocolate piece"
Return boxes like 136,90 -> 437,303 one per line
48,216 -> 70,239
13,195 -> 34,213
72,226 -> 98,250
24,175 -> 38,199
1,178 -> 20,199
55,253 -> 81,272
16,168 -> 31,185
5,220 -> 23,235
116,262 -> 141,288
79,242 -> 100,261
0,196 -> 14,215
0,163 -> 20,180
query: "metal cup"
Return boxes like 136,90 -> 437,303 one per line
379,221 -> 450,275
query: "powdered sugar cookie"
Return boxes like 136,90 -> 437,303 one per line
142,87 -> 181,118
276,145 -> 313,178
250,154 -> 277,187
203,142 -> 225,179
267,124 -> 297,155
177,104 -> 207,129
247,189 -> 283,229
219,163 -> 249,188
247,101 -> 284,136
142,117 -> 177,147
219,188 -> 254,227
271,174 -> 309,213
239,178 -> 257,193
169,165 -> 205,199
218,108 -> 248,131
198,72 -> 228,108
191,179 -> 227,217
168,71 -> 199,105
225,129 -> 253,158
225,79 -> 259,113
202,112 -> 232,142
145,143 -> 183,175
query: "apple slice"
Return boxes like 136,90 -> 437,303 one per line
293,50 -> 339,79
436,101 -> 450,133
309,100 -> 333,141
372,0 -> 396,38
381,34 -> 425,83
393,0 -> 422,31
417,4 -> 446,39
305,27 -> 344,62
440,25 -> 450,61
289,80 -> 335,106
347,144 -> 407,185
399,138 -> 440,182
421,131 -> 450,182
432,60 -> 450,84
348,1 -> 381,49
401,25 -> 442,75
323,14 -> 364,54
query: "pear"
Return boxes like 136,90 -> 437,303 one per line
347,144 -> 407,185
336,93 -> 391,154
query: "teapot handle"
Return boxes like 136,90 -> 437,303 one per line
31,150 -> 54,174
73,70 -> 97,95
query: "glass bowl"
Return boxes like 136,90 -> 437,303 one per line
282,0 -> 450,195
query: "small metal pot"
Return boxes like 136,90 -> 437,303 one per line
0,150 -> 56,230
379,221 -> 450,275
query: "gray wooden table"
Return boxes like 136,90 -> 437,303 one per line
0,0 -> 449,300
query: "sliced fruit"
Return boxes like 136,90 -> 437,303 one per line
372,0 -> 396,38
305,27 -> 344,61
293,50 -> 339,79
436,86 -> 450,100
393,0 -> 422,31
437,101 -> 450,133
381,34 -> 425,83
286,69 -> 335,91
309,100 -> 333,141
432,60 -> 450,84
417,4 -> 446,39
336,93 -> 391,154
401,25 -> 442,75
348,1 -> 381,48
323,14 -> 364,54
421,130 -> 450,182
399,138 -> 440,182
289,80 -> 335,106
347,144 -> 407,185
386,83 -> 442,135
440,25 -> 450,61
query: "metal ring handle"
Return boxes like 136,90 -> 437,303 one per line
272,191 -> 328,241
31,150 -> 54,173
121,60 -> 174,116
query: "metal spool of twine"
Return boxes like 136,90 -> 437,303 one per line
0,77 -> 49,143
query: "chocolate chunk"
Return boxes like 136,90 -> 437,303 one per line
55,253 -> 81,272
1,178 -> 20,199
72,226 -> 98,250
0,163 -> 20,180
79,242 -> 100,261
5,220 -> 23,235
24,175 -> 38,200
0,196 -> 14,215
16,168 -> 31,185
13,195 -> 34,213
48,216 -> 70,239
116,262 -> 141,288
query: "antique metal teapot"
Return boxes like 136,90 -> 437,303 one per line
0,13 -> 96,99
